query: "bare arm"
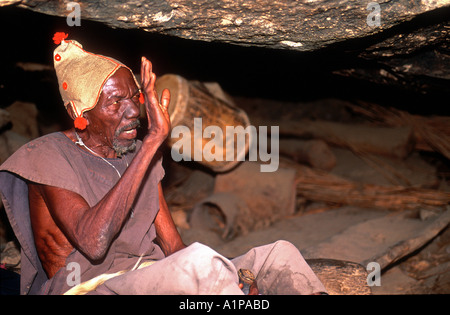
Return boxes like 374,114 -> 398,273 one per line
155,183 -> 186,256
32,138 -> 160,261
33,57 -> 172,261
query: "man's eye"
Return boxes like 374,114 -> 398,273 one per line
108,100 -> 120,108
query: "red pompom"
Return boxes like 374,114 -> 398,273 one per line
139,92 -> 145,104
74,116 -> 88,130
53,32 -> 68,45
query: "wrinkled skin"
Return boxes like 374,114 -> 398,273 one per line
28,57 -> 185,279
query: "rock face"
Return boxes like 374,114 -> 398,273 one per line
6,0 -> 449,51
5,0 -> 449,95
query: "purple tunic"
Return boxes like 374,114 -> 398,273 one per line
0,132 -> 165,294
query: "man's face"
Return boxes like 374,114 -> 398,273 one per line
85,67 -> 141,156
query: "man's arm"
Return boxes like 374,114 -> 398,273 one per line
31,180 -> 185,264
31,133 -> 161,261
30,57 -> 171,262
154,183 -> 186,256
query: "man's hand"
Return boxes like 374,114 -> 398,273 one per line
238,281 -> 259,295
140,56 -> 171,144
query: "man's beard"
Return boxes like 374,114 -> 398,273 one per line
113,120 -> 140,157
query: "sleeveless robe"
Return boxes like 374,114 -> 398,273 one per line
0,132 -> 165,294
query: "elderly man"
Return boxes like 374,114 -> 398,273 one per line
0,34 -> 326,295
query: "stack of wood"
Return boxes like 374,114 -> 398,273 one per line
248,100 -> 450,213
282,158 -> 450,212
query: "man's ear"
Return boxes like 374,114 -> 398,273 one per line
66,104 -> 90,129
66,104 -> 77,121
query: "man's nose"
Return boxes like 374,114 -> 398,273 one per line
124,99 -> 140,119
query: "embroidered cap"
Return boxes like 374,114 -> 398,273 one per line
52,32 -> 140,130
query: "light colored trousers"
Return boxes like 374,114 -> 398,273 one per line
96,240 -> 327,295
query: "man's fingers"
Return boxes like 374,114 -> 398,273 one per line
149,72 -> 156,89
140,56 -> 153,90
140,57 -> 147,87
140,56 -> 169,117
160,88 -> 171,111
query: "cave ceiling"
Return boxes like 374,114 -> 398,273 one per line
1,0 -> 449,110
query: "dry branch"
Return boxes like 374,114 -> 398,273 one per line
281,159 -> 450,211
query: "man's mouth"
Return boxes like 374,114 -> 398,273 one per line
117,120 -> 140,139
122,129 -> 137,139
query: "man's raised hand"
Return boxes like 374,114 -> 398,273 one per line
140,56 -> 171,144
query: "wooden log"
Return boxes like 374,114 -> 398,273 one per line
279,139 -> 336,171
306,258 -> 372,295
274,119 -> 415,160
155,74 -> 251,173
362,209 -> 450,270
281,158 -> 450,212
349,102 -> 450,160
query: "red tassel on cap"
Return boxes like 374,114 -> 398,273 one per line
74,116 -> 88,130
139,92 -> 145,104
53,32 -> 68,45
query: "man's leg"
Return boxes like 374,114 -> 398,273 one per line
96,242 -> 244,295
231,240 -> 327,295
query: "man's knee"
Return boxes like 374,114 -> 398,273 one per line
179,242 -> 240,294
182,242 -> 224,262
272,240 -> 298,250
180,242 -> 235,274
270,240 -> 302,257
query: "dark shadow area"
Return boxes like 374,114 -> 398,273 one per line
0,5 -> 448,120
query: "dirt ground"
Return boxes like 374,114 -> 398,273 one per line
163,96 -> 450,295
170,152 -> 449,295
179,209 -> 450,295
1,96 -> 449,295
